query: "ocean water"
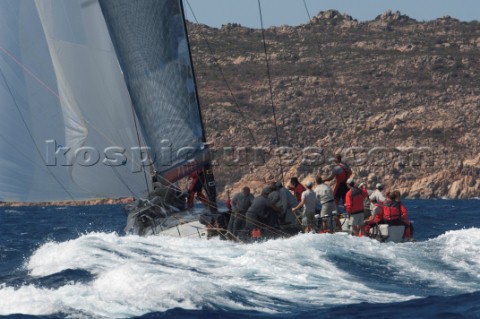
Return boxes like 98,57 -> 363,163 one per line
1,200 -> 479,319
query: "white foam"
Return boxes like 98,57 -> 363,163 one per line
2,229 -> 480,318
432,228 -> 480,279
3,209 -> 22,214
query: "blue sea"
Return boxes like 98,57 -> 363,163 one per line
1,200 -> 480,318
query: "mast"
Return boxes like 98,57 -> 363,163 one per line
179,0 -> 218,212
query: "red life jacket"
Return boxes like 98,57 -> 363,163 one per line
383,199 -> 402,221
346,186 -> 364,213
335,162 -> 352,184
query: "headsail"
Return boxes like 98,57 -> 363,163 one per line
0,0 -> 217,206
0,0 -> 149,202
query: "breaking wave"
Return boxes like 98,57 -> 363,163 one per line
1,228 -> 480,318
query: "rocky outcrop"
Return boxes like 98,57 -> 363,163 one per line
187,11 -> 480,199
375,10 -> 415,23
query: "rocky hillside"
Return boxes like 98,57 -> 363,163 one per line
186,10 -> 480,199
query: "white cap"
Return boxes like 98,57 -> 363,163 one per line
306,181 -> 314,188
347,177 -> 355,185
376,183 -> 384,190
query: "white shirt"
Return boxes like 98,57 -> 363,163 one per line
314,184 -> 334,204
369,189 -> 386,211
301,189 -> 317,213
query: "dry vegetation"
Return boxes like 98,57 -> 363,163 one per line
188,10 -> 480,199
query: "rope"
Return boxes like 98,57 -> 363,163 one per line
257,0 -> 285,184
139,188 -> 296,239
148,171 -> 299,238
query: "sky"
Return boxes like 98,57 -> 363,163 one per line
185,0 -> 480,28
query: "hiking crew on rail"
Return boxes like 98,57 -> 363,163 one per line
187,155 -> 413,242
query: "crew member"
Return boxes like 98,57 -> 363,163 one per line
314,176 -> 336,232
359,182 -> 372,219
292,181 -> 317,233
288,177 -> 306,202
245,187 -> 278,239
228,187 -> 254,238
369,183 -> 386,210
345,178 -> 367,236
187,170 -> 208,209
383,191 -> 413,241
275,181 -> 298,224
364,198 -> 384,235
324,154 -> 352,205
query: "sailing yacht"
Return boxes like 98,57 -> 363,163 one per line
0,0 -> 256,239
0,1 -> 213,227
0,0 -> 410,242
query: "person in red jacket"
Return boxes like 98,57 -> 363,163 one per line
324,154 -> 352,206
288,177 -> 306,202
345,178 -> 367,236
382,191 -> 413,240
187,170 -> 208,209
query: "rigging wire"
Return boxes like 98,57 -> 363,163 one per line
257,0 -> 285,184
179,0 -> 218,211
184,0 -> 264,158
129,101 -> 152,196
301,0 -> 353,149
0,66 -> 75,200
110,167 -> 141,199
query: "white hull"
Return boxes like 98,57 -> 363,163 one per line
126,203 -> 410,243
158,220 -> 210,239
125,204 -> 216,237
369,224 -> 406,243
339,217 -> 406,243
155,216 -> 408,243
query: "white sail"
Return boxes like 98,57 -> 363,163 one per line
0,0 -> 150,202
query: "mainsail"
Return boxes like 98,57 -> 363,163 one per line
0,0 -> 216,206
98,0 -> 212,183
98,0 -> 217,209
